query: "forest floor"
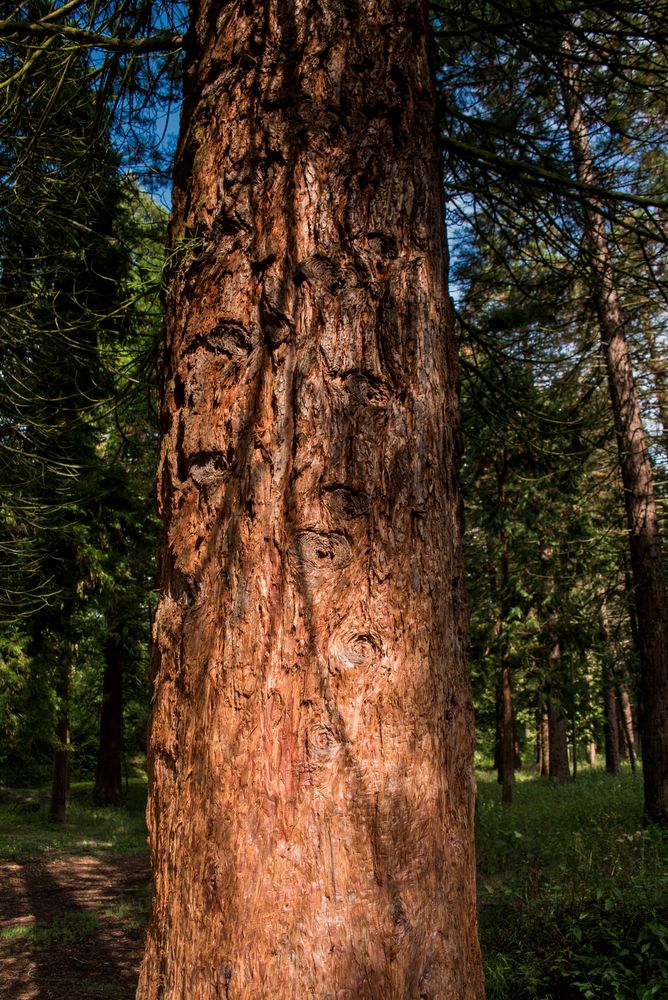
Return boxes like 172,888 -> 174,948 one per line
0,782 -> 150,1000
0,851 -> 150,999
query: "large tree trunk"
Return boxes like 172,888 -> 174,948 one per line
93,609 -> 124,806
138,2 -> 484,997
561,49 -> 668,824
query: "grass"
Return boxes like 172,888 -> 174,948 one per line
0,779 -> 148,859
0,909 -> 99,945
102,890 -> 151,930
476,765 -> 668,999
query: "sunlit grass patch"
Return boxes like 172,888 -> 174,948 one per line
0,780 -> 148,859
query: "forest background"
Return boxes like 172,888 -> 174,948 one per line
0,1 -> 667,998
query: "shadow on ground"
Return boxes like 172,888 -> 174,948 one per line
0,852 -> 151,1000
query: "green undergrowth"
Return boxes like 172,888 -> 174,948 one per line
476,766 -> 668,1000
0,779 -> 148,859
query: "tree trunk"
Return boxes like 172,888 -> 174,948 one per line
582,668 -> 597,767
501,654 -> 513,804
548,695 -> 570,784
570,659 -> 577,781
561,46 -> 668,824
619,686 -> 637,772
603,661 -> 620,775
541,704 -> 550,776
50,666 -> 70,823
138,2 -> 484,997
496,455 -> 513,804
93,610 -> 124,806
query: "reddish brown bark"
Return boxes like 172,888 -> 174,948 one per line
562,50 -> 668,824
138,1 -> 483,997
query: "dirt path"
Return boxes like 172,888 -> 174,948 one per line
0,853 -> 151,999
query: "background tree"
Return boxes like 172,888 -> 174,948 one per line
0,13 -> 167,805
439,0 -> 667,820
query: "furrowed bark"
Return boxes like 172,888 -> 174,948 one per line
137,1 -> 484,997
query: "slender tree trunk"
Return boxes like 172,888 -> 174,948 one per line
548,695 -> 570,783
541,705 -> 550,776
603,661 -> 620,775
571,658 -> 577,781
582,667 -> 597,767
535,708 -> 542,768
50,666 -> 70,823
93,609 -> 124,806
619,686 -> 637,772
501,654 -> 513,804
496,453 -> 513,804
495,682 -> 502,781
138,2 -> 484,997
561,50 -> 668,824
547,640 -> 570,783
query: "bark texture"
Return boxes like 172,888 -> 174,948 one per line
138,1 -> 483,997
562,50 -> 668,824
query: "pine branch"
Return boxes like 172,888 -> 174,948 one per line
443,134 -> 668,212
0,18 -> 183,54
